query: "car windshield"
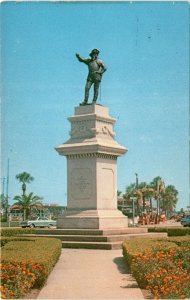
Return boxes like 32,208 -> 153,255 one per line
30,217 -> 38,220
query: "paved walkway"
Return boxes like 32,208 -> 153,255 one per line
37,249 -> 144,300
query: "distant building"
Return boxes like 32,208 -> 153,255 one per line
117,197 -> 138,217
10,203 -> 66,221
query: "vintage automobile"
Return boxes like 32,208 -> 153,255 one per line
20,216 -> 57,228
180,215 -> 190,227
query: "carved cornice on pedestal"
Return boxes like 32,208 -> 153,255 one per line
67,153 -> 117,160
55,104 -> 127,158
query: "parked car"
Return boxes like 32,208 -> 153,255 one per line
180,215 -> 190,227
20,216 -> 57,228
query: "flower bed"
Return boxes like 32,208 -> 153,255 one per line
123,237 -> 190,299
0,237 -> 62,299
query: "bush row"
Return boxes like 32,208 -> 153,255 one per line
0,236 -> 37,247
148,227 -> 190,236
123,237 -> 190,299
1,222 -> 20,227
1,228 -> 35,236
1,237 -> 62,299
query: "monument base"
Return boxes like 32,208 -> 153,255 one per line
57,209 -> 128,229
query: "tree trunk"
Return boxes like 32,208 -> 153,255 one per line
23,209 -> 26,221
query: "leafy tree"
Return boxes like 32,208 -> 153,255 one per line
150,176 -> 165,214
138,184 -> 154,212
124,183 -> 136,199
13,192 -> 43,220
0,194 -> 9,221
124,176 -> 178,217
117,190 -> 122,197
123,183 -> 142,215
15,172 -> 34,196
0,194 -> 8,210
161,185 -> 178,217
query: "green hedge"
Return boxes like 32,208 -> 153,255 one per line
148,227 -> 190,236
2,237 -> 62,278
1,237 -> 62,298
1,222 -> 20,227
0,236 -> 37,247
1,228 -> 35,236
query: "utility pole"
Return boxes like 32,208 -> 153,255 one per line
135,173 -> 139,215
1,177 -> 6,196
1,177 -> 6,216
6,159 -> 10,199
135,173 -> 138,189
6,159 -> 10,226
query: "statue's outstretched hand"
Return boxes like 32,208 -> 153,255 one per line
76,53 -> 80,58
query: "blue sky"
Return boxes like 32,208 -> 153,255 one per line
1,1 -> 189,210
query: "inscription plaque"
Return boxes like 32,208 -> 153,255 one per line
71,168 -> 92,199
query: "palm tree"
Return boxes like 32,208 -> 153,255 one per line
117,190 -> 122,197
161,185 -> 178,218
0,194 -> 7,210
15,172 -> 34,196
13,192 -> 43,220
138,183 -> 154,213
0,194 -> 9,220
124,183 -> 136,198
150,176 -> 165,215
124,183 -> 143,215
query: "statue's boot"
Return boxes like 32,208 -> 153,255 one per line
80,99 -> 88,106
92,94 -> 98,103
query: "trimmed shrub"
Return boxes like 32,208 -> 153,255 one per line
167,228 -> 190,236
1,228 -> 35,237
1,221 -> 20,227
148,227 -> 190,236
123,237 -> 190,299
1,237 -> 62,298
168,235 -> 190,245
0,236 -> 36,247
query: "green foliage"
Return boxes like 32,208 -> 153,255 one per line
1,227 -> 35,236
1,216 -> 8,222
13,192 -> 43,220
1,237 -> 62,298
124,176 -> 179,217
148,227 -> 190,236
0,236 -> 36,247
0,194 -> 8,210
168,235 -> 190,245
15,172 -> 34,183
15,172 -> 34,196
1,221 -> 20,227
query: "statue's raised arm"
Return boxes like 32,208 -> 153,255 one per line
75,49 -> 107,105
76,53 -> 90,64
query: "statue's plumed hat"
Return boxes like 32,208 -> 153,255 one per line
89,49 -> 100,56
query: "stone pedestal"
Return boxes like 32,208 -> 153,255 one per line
55,104 -> 128,229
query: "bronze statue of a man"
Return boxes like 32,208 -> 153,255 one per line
76,49 -> 107,105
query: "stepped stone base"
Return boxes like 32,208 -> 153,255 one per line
22,228 -> 168,250
57,209 -> 128,229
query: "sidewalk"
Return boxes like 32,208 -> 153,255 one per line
37,249 -> 144,299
